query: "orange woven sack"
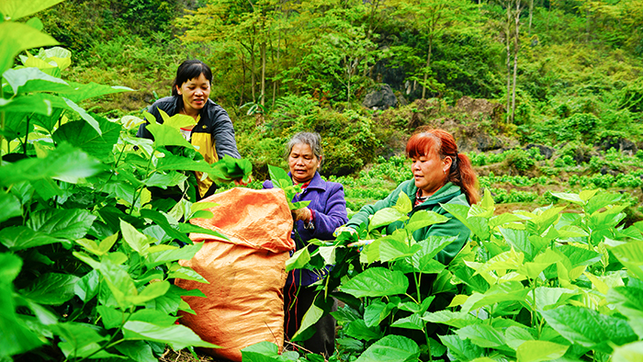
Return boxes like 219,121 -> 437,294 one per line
175,187 -> 295,361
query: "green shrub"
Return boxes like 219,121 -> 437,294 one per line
505,148 -> 536,172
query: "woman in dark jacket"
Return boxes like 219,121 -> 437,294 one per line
263,132 -> 348,357
137,59 -> 241,199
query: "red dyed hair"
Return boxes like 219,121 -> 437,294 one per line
406,129 -> 480,205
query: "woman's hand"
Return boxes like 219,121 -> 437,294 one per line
292,207 -> 312,223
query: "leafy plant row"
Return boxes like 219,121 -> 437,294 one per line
0,1 -> 252,359
247,189 -> 643,362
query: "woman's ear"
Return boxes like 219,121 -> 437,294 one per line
176,85 -> 182,95
317,156 -> 322,169
443,156 -> 453,173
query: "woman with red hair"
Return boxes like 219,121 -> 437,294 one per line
345,128 -> 479,265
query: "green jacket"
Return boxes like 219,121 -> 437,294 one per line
346,181 -> 471,265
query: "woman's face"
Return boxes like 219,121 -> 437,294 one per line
176,73 -> 211,116
288,143 -> 320,185
410,149 -> 451,197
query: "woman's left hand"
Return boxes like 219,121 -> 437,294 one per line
292,207 -> 312,223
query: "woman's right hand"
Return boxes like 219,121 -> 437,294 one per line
334,226 -> 359,244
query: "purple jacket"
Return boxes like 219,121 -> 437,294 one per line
263,172 -> 348,286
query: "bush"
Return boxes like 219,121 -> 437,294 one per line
505,148 -> 536,172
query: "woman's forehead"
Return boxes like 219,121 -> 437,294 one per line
291,143 -> 314,153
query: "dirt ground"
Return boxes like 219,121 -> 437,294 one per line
159,349 -> 221,362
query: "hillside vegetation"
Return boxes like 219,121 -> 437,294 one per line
2,1 -> 643,362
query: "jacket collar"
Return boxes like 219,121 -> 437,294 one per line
411,182 -> 462,207
287,171 -> 326,191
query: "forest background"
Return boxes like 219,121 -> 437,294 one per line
40,0 -> 643,217
2,1 -> 643,361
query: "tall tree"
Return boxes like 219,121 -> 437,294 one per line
395,0 -> 476,99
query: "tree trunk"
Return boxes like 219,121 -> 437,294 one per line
422,38 -> 433,99
506,1 -> 512,123
511,0 -> 521,124
239,52 -> 247,107
261,41 -> 266,107
528,0 -> 533,35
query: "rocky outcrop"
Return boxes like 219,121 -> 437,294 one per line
363,84 -> 398,110
525,144 -> 555,159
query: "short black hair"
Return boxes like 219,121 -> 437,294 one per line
171,60 -> 213,111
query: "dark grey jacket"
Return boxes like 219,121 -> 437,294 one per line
136,95 -> 241,159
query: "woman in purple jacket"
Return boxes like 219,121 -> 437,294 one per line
263,132 -> 348,357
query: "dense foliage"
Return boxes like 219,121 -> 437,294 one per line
3,0 -> 643,361
0,1 -> 250,359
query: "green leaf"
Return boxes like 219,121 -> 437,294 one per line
241,342 -> 282,362
268,164 -> 292,189
556,244 -> 601,268
130,308 -> 178,326
439,334 -> 485,361
286,247 -> 311,272
608,286 -> 643,338
155,152 -> 213,173
55,322 -> 109,359
0,143 -> 104,187
390,313 -> 424,330
354,335 -> 419,362
550,192 -> 585,205
146,243 -> 203,268
99,256 -> 137,310
52,118 -> 122,162
0,22 -> 58,74
341,267 -> 409,298
20,273 -> 80,305
612,341 -> 643,362
517,340 -> 569,362
139,209 -> 192,245
115,341 -> 157,362
405,210 -> 449,234
145,172 -> 188,189
62,81 -> 133,103
530,287 -> 577,311
394,192 -> 412,214
292,301 -> 324,340
610,241 -> 643,281
364,300 -> 395,327
129,281 -> 171,305
421,310 -> 480,329
3,66 -> 70,94
210,155 -> 253,183
456,324 -> 506,348
344,319 -> 383,341
504,326 -> 535,350
96,305 -> 126,329
411,235 -> 456,268
0,286 -> 44,356
0,226 -> 60,251
500,228 -> 533,260
177,223 -> 230,241
0,253 -> 22,283
75,269 -> 99,303
120,219 -> 150,255
541,305 -> 637,353
461,282 -> 529,313
585,192 -> 623,215
147,122 -> 194,148
168,267 -> 208,284
27,208 -> 96,241
0,0 -> 65,21
122,321 -> 217,350
369,207 -> 408,231
441,203 -> 490,240
379,232 -> 417,262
